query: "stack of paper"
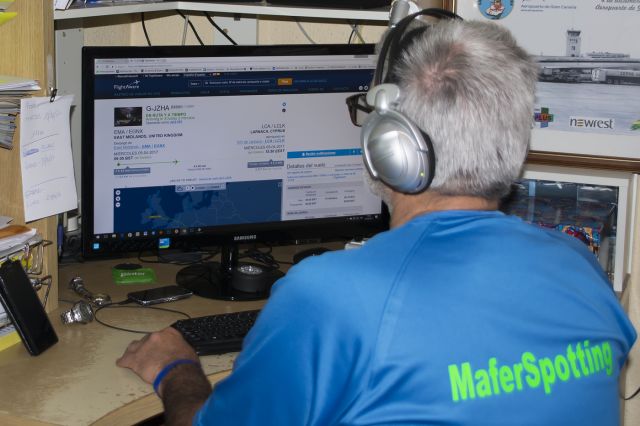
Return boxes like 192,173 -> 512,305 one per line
0,75 -> 40,149
0,224 -> 37,252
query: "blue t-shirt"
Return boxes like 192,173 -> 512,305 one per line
194,210 -> 636,425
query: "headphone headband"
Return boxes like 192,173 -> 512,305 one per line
373,8 -> 462,86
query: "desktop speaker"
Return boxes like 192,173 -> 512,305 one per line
266,1 -> 391,9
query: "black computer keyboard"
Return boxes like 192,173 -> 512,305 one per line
172,309 -> 261,356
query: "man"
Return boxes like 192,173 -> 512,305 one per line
117,18 -> 636,425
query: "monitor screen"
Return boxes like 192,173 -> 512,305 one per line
81,44 -> 388,299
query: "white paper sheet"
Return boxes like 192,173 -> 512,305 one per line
20,95 -> 77,222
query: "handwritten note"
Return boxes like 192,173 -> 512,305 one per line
20,95 -> 77,222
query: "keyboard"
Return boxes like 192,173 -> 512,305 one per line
172,309 -> 261,356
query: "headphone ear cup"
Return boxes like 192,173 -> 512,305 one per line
361,110 -> 434,194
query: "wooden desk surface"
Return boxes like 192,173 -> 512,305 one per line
0,245 -> 330,425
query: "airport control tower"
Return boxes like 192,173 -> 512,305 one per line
566,29 -> 581,57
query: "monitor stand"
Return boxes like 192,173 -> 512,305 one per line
175,244 -> 284,301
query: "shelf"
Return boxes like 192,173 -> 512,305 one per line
54,1 -> 391,22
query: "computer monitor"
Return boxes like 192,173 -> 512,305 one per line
81,44 -> 388,300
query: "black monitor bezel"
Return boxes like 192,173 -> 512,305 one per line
81,43 -> 388,259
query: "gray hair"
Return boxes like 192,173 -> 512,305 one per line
391,19 -> 539,199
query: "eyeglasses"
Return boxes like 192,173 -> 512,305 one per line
345,93 -> 373,127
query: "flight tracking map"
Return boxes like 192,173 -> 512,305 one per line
114,180 -> 282,233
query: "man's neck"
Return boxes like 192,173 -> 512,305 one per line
389,192 -> 498,228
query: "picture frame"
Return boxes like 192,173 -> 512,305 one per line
444,0 -> 640,171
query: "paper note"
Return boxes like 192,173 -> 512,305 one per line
20,95 -> 77,222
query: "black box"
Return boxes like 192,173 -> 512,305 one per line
0,260 -> 58,356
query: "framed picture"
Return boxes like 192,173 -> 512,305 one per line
519,164 -> 634,292
447,0 -> 640,171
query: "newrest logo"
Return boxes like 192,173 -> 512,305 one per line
114,80 -> 140,91
570,116 -> 615,130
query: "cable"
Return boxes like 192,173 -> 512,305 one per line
239,245 -> 292,271
176,10 -> 205,46
348,22 -> 365,44
137,248 -> 218,266
180,12 -> 189,45
204,12 -> 238,45
348,27 -> 356,44
141,13 -> 152,46
59,232 -> 84,265
624,384 -> 640,400
295,19 -> 316,44
94,303 -> 191,334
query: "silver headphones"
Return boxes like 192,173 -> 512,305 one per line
361,8 -> 461,194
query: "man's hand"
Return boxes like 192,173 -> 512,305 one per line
117,328 -> 212,424
116,327 -> 199,385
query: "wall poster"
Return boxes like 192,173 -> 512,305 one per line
455,0 -> 640,162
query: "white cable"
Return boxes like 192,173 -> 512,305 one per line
295,20 -> 316,44
181,14 -> 189,45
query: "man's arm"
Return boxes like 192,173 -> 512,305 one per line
116,327 -> 212,426
160,362 -> 212,426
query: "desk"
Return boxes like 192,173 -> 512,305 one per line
0,243 -> 336,425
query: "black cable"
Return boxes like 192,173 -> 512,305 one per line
141,13 -> 152,46
136,248 -> 218,266
347,21 -> 364,45
94,303 -> 191,334
624,384 -> 640,400
239,245 -> 281,271
204,12 -> 238,45
176,10 -> 205,46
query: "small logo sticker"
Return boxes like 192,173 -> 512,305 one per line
534,107 -> 554,128
478,0 -> 514,20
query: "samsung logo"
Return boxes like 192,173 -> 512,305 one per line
234,234 -> 257,241
114,80 -> 140,91
570,116 -> 615,129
